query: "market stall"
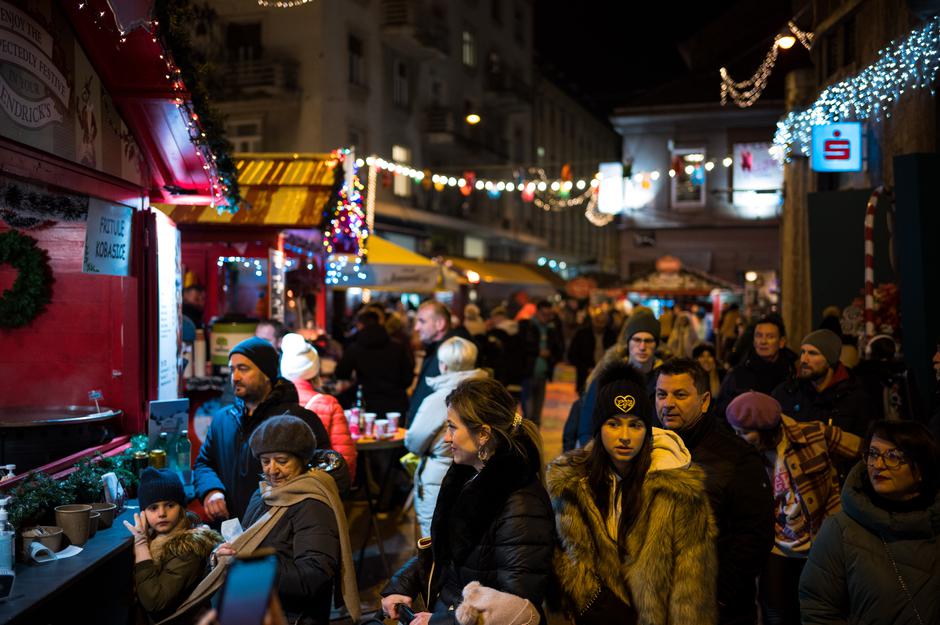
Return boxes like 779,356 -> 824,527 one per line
610,256 -> 741,330
0,0 -> 234,619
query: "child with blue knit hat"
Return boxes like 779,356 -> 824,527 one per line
124,467 -> 221,623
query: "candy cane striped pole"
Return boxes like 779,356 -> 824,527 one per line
863,186 -> 883,342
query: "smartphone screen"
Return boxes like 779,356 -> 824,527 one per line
217,554 -> 278,625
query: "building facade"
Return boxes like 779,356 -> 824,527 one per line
193,0 -> 620,272
609,102 -> 784,283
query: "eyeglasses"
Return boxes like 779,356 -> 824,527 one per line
865,448 -> 908,469
630,337 -> 656,345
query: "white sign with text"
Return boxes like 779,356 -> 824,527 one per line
82,199 -> 133,276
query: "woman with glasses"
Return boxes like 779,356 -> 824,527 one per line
725,392 -> 861,625
799,420 -> 940,625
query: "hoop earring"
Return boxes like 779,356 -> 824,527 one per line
477,446 -> 490,463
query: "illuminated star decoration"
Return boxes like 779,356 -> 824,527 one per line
773,16 -> 940,162
323,149 -> 369,286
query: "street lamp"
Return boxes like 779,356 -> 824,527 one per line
465,113 -> 481,125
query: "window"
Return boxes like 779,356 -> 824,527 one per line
393,60 -> 409,106
226,23 -> 262,61
392,145 -> 412,197
462,30 -> 476,68
513,5 -> 525,44
348,34 -> 365,85
225,118 -> 262,153
670,148 -> 707,210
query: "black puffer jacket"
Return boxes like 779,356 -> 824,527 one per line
382,437 -> 554,624
772,364 -> 874,436
675,414 -> 774,625
193,379 -> 341,520
337,323 -> 414,415
714,348 -> 796,419
242,489 -> 339,625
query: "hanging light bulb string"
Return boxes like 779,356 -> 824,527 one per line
773,16 -> 940,161
720,19 -> 814,108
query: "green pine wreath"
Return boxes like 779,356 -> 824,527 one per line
0,230 -> 53,329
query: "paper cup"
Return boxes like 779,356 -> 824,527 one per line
375,419 -> 389,439
363,412 -> 377,437
55,505 -> 92,546
386,412 -> 400,431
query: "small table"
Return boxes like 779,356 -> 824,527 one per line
354,428 -> 406,582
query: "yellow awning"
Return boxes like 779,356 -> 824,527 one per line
443,257 -> 552,286
156,153 -> 339,227
366,235 -> 436,267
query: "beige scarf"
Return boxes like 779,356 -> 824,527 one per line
158,470 -> 361,624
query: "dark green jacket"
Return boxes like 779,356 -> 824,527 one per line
799,463 -> 940,625
133,521 -> 222,624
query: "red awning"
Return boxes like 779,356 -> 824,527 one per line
61,0 -> 218,205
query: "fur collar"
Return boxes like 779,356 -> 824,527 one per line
431,437 -> 541,565
150,516 -> 221,567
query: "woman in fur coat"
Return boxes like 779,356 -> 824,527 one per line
382,377 -> 555,625
547,365 -> 718,625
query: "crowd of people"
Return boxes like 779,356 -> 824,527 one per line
129,296 -> 939,625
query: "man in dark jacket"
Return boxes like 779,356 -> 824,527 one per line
520,301 -> 565,425
335,310 -> 415,415
407,301 -> 463,426
656,358 -> 774,625
772,329 -> 874,436
193,337 -> 335,522
567,307 -> 617,395
715,314 -> 797,420
482,306 -> 525,387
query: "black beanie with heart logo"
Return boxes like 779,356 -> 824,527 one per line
591,363 -> 654,435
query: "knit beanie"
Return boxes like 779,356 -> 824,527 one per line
229,336 -> 280,382
726,391 -> 782,431
138,467 -> 186,510
249,414 -> 317,463
455,582 -> 539,625
801,329 -> 842,367
279,333 -> 320,381
591,364 -> 654,434
623,311 -> 661,343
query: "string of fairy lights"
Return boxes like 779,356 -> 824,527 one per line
720,20 -> 814,108
76,1 -> 232,208
773,16 -> 940,161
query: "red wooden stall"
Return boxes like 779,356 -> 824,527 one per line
0,0 -> 228,473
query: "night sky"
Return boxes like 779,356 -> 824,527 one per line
534,0 -> 805,115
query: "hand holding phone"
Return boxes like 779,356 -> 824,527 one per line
217,552 -> 278,625
396,602 -> 416,624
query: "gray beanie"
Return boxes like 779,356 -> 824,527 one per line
249,414 -> 317,463
623,312 -> 661,343
801,329 -> 842,367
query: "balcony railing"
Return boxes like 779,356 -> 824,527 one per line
381,0 -> 450,57
221,58 -> 299,97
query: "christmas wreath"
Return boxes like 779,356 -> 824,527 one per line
0,230 -> 53,329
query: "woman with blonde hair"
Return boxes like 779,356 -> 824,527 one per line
405,336 -> 488,536
383,377 -> 554,624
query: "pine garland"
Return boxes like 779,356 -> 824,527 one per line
0,181 -> 88,230
152,0 -> 241,210
0,230 -> 54,329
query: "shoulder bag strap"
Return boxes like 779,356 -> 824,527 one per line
881,536 -> 925,625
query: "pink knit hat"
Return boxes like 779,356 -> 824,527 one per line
726,391 -> 782,431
